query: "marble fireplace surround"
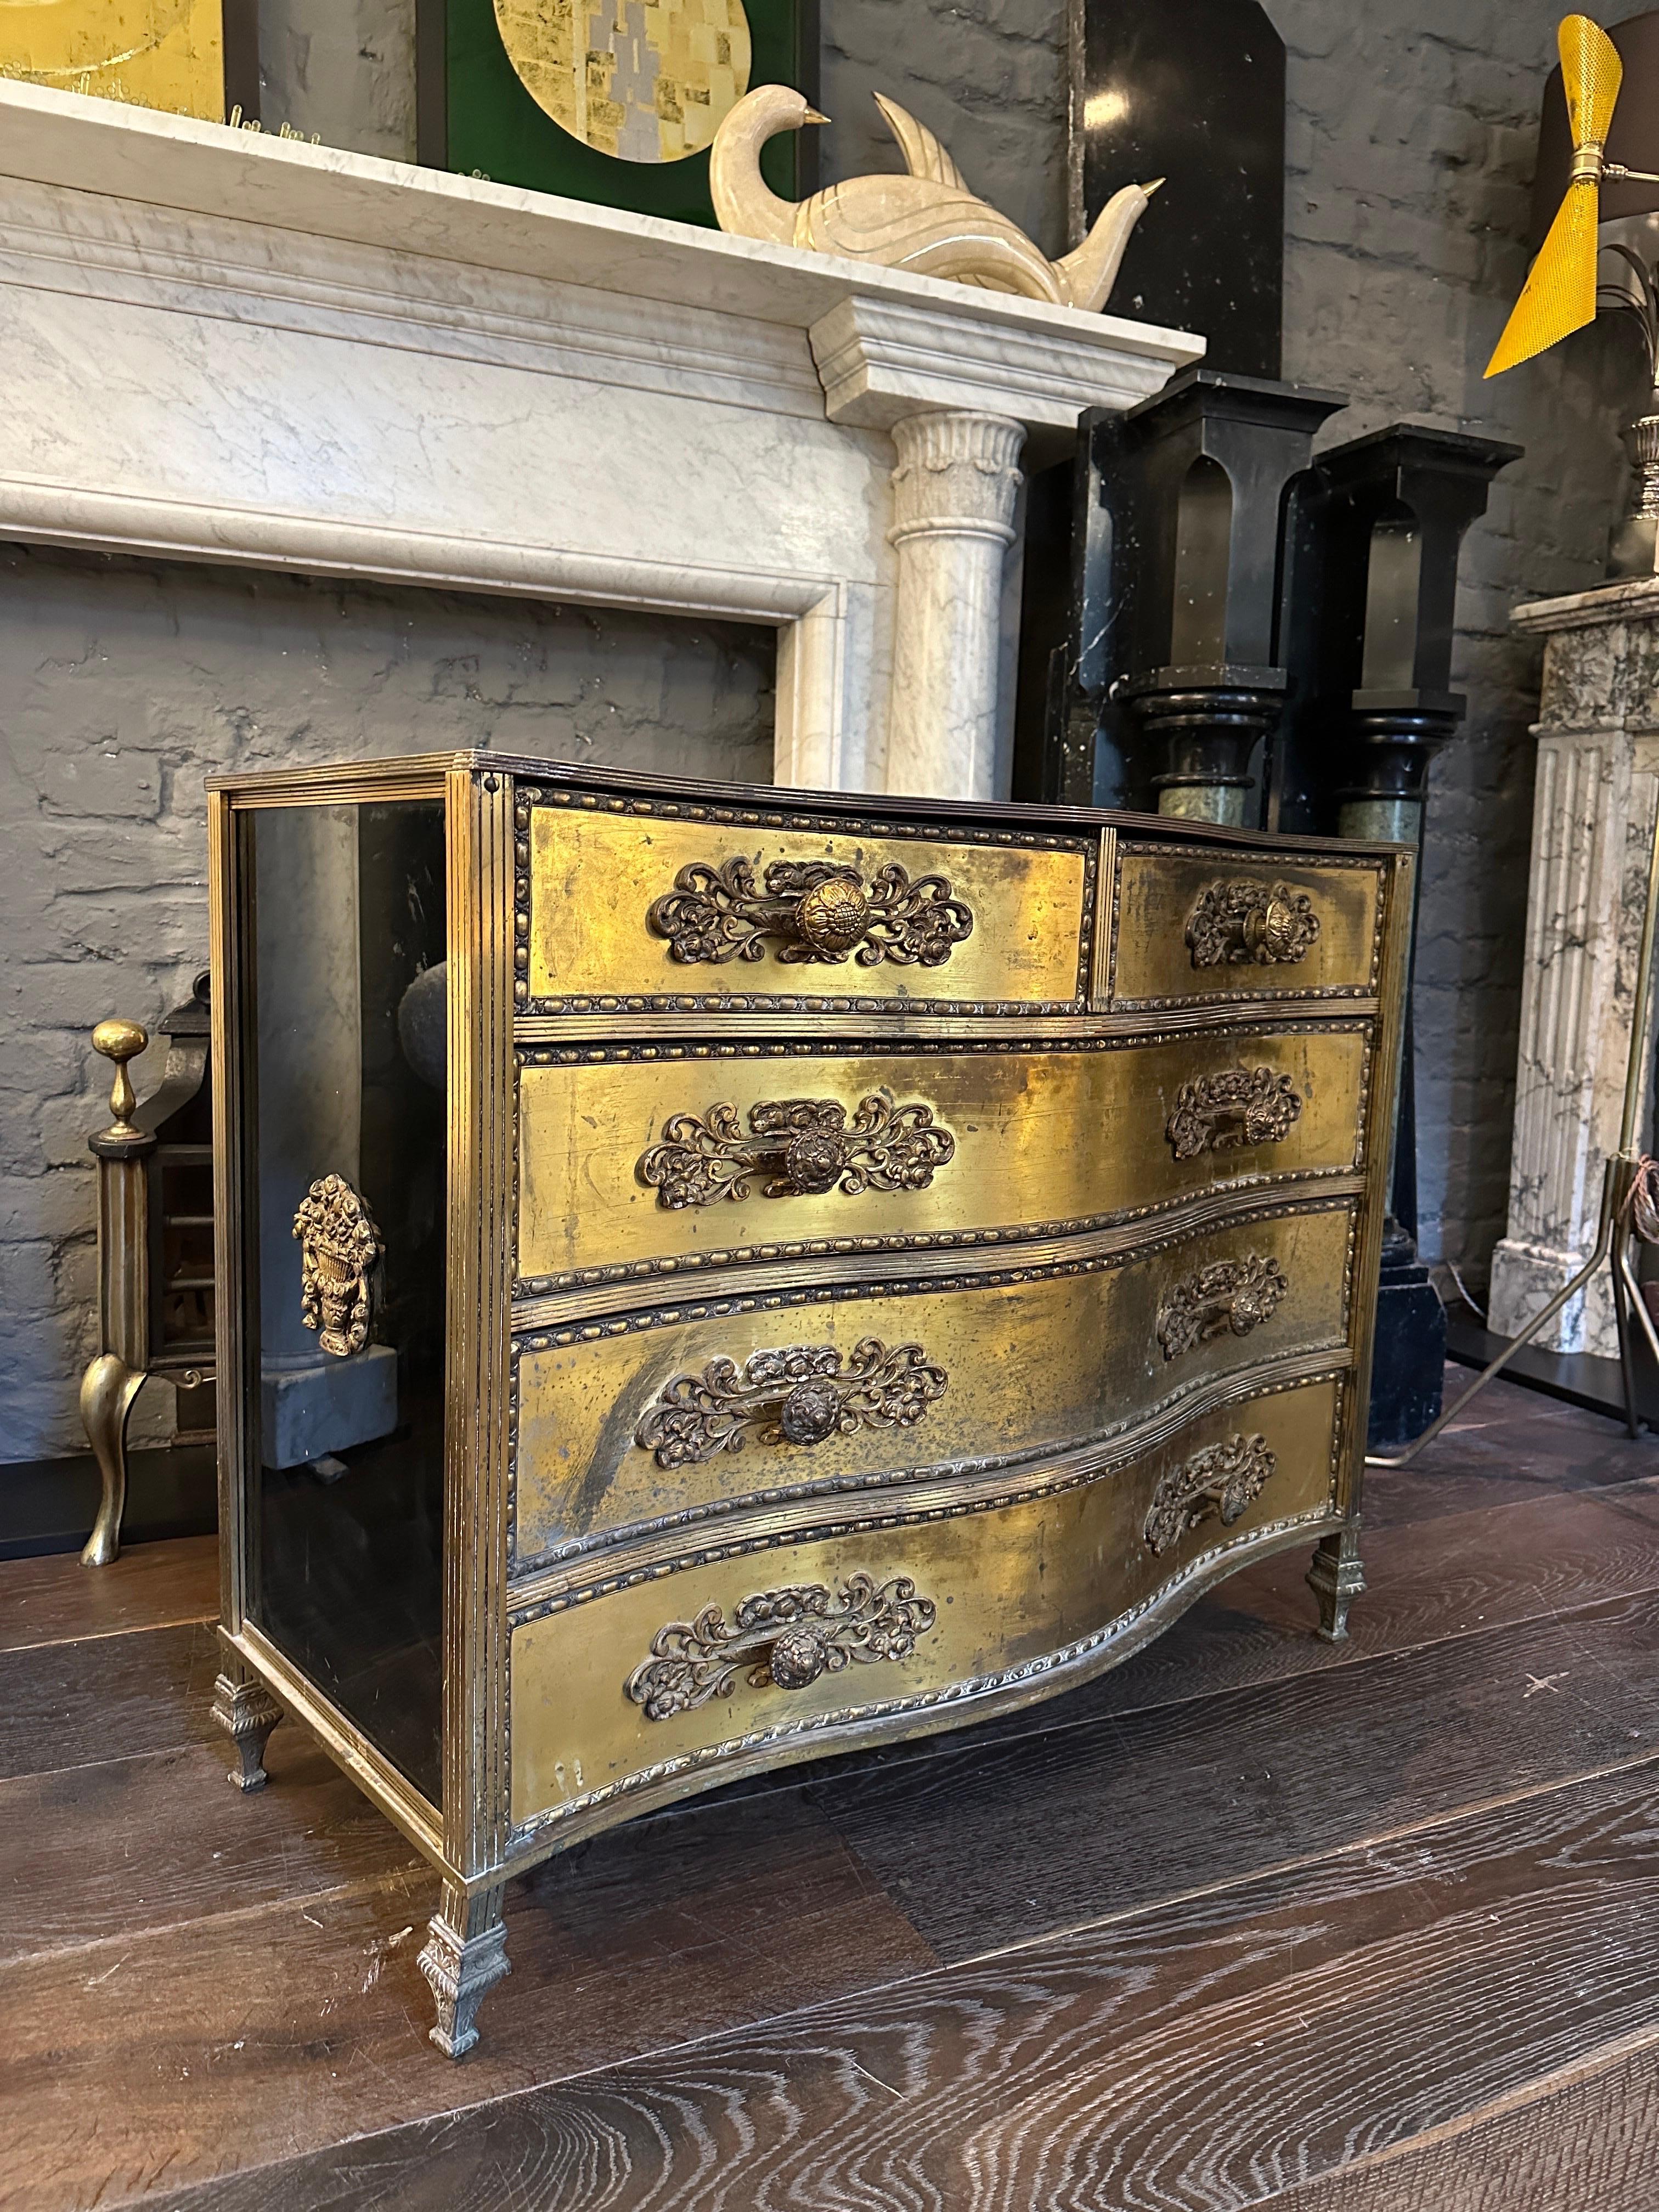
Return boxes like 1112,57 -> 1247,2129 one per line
0,82 -> 1200,800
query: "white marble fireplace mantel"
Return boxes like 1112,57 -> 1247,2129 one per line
0,82 -> 1200,799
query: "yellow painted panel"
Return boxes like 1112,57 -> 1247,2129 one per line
516,1028 -> 1369,1283
512,1204 -> 1354,1561
509,1378 -> 1341,1826
0,2 -> 225,121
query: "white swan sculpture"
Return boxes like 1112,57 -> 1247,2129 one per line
710,84 -> 1158,314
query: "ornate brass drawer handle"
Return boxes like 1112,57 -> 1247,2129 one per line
1166,1067 -> 1303,1159
1157,1255 -> 1289,1361
1144,1433 -> 1276,1555
639,1094 -> 955,1209
1186,879 -> 1321,968
625,1572 -> 939,1719
646,856 -> 974,968
635,1336 -> 949,1468
294,1175 -> 382,1357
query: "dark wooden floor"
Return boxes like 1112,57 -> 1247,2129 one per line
5,1369 -> 1659,2211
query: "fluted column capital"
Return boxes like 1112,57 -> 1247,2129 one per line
887,411 -> 1025,550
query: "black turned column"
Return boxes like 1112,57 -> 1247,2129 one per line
1093,370 -> 1346,824
1271,425 -> 1521,1448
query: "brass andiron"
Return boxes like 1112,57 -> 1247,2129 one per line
79,1019 -> 151,1568
78,980 -> 216,1566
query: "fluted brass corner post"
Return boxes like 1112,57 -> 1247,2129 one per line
1091,370 -> 1346,826
79,1019 -> 153,1566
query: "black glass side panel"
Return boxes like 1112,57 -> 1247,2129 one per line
246,798 -> 448,1804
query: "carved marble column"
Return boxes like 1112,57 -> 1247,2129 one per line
1488,585 -> 1659,1356
884,410 -> 1026,798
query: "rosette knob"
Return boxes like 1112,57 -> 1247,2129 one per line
767,1623 -> 830,1689
794,874 -> 871,956
777,1377 -> 844,1446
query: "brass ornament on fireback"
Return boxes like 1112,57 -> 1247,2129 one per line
637,1093 -> 956,1209
294,1173 -> 383,1358
645,856 -> 974,967
1186,878 -> 1321,968
624,1571 -> 939,1719
634,1336 -> 950,1467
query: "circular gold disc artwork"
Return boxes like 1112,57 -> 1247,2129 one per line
494,0 -> 752,165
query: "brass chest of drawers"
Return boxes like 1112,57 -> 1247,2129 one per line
206,753 -> 1410,2057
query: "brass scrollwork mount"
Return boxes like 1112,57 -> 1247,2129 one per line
1157,1254 -> 1290,1360
625,1572 -> 939,1719
1144,1434 -> 1276,1554
1186,879 -> 1321,968
1166,1067 -> 1303,1159
646,856 -> 974,968
639,1093 -> 955,1209
635,1336 -> 949,1468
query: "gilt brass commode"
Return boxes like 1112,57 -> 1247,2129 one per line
207,753 -> 1409,2056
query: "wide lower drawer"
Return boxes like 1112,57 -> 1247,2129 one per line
510,1200 -> 1356,1570
521,797 -> 1094,1012
1109,847 -> 1385,1008
516,1025 -> 1372,1289
507,1375 -> 1344,1832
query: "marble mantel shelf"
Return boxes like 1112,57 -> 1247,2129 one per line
0,81 -> 1200,801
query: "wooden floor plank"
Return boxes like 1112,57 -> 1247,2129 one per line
0,1536 -> 216,1653
136,1757 -> 1659,2212
0,1788 -> 936,2212
817,1588 -> 1659,1960
0,1619 -> 219,1783
0,1728 -> 420,1964
1265,2033 -> 1659,2212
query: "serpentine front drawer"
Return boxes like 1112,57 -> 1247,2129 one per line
208,752 -> 1409,2059
506,1374 -> 1346,1835
521,791 -> 1095,1014
509,1199 -> 1356,1571
515,1025 -> 1372,1291
1109,847 -> 1386,1009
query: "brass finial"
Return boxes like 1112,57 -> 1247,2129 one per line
91,1018 -> 148,1137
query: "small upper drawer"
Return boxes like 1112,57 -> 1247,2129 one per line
1108,847 -> 1385,1009
518,792 -> 1093,1013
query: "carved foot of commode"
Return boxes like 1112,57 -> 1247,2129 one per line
1307,1526 -> 1365,1643
210,1671 -> 283,1791
78,1351 -> 146,1567
418,1879 -> 510,2059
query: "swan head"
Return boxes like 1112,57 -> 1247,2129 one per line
711,85 -> 829,243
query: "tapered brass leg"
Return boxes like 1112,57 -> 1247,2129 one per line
418,1877 -> 511,2058
210,1667 -> 283,1792
1307,1523 -> 1365,1643
78,1350 -> 145,1568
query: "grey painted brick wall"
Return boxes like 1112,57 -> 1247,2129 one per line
0,549 -> 771,1458
0,1 -> 1639,1460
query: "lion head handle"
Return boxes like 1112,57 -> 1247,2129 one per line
294,1173 -> 384,1358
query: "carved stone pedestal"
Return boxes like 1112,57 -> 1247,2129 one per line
1488,583 -> 1659,1356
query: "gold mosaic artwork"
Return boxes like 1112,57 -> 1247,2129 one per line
0,0 -> 225,121
495,0 -> 752,164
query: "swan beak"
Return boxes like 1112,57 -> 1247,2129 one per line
1141,178 -> 1165,195
802,107 -> 831,124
